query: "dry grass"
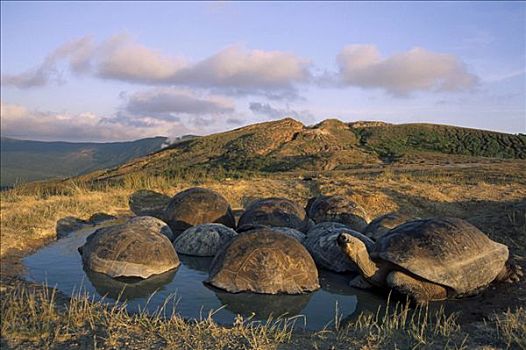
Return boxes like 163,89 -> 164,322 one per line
339,299 -> 464,349
0,282 -> 297,350
495,307 -> 526,350
4,282 -> 523,349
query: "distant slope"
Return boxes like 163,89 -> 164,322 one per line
0,136 -> 169,186
80,118 -> 525,183
352,122 -> 526,162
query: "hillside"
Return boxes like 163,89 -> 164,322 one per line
352,122 -> 526,162
0,136 -> 169,187
77,118 -> 525,184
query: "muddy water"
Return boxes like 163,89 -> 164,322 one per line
23,227 -> 386,330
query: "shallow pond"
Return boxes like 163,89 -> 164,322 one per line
23,226 -> 386,330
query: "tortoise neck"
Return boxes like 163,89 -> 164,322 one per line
355,248 -> 379,280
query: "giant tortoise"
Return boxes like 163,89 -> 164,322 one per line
363,212 -> 418,241
305,222 -> 374,273
206,227 -> 320,294
337,217 -> 523,303
79,218 -> 180,279
164,187 -> 236,235
237,197 -> 310,232
173,223 -> 238,257
307,195 -> 369,232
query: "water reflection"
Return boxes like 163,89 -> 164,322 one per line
318,269 -> 387,323
85,267 -> 178,301
178,255 -> 213,273
210,285 -> 312,319
24,226 -> 389,330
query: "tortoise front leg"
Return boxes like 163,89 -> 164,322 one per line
495,259 -> 523,283
349,275 -> 373,289
386,271 -> 447,304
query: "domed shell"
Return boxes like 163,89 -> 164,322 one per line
307,195 -> 369,232
237,224 -> 306,243
373,217 -> 509,294
238,197 -> 309,232
305,223 -> 374,272
363,212 -> 417,241
129,189 -> 171,220
127,216 -> 175,241
271,227 -> 306,243
164,187 -> 236,235
207,228 -> 320,294
173,223 -> 238,257
80,221 -> 180,279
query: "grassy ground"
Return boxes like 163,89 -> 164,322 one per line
1,161 -> 525,349
1,280 -> 524,349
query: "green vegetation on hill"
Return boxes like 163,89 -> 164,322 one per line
6,118 -> 524,188
0,136 -> 168,187
354,123 -> 526,161
84,118 -> 525,184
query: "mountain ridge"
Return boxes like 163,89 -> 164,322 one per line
0,136 -> 169,186
4,118 -> 525,187
77,117 -> 525,184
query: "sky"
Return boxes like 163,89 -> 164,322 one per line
1,1 -> 525,142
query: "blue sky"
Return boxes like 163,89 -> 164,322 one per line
1,1 -> 524,141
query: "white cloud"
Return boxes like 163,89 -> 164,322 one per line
0,65 -> 54,88
1,35 -> 310,97
1,37 -> 94,88
1,86 -> 239,141
170,46 -> 310,92
96,35 -> 186,83
249,102 -> 315,123
124,88 -> 235,116
0,101 -> 192,142
336,45 -> 478,95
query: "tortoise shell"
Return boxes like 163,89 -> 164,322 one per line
80,219 -> 180,279
173,223 -> 238,257
363,212 -> 417,241
237,197 -> 309,232
206,227 -> 320,294
307,195 -> 369,232
373,217 -> 508,294
164,187 -> 236,235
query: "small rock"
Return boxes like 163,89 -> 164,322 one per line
56,216 -> 90,239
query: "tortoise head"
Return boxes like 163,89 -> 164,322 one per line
337,232 -> 379,280
337,232 -> 370,264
